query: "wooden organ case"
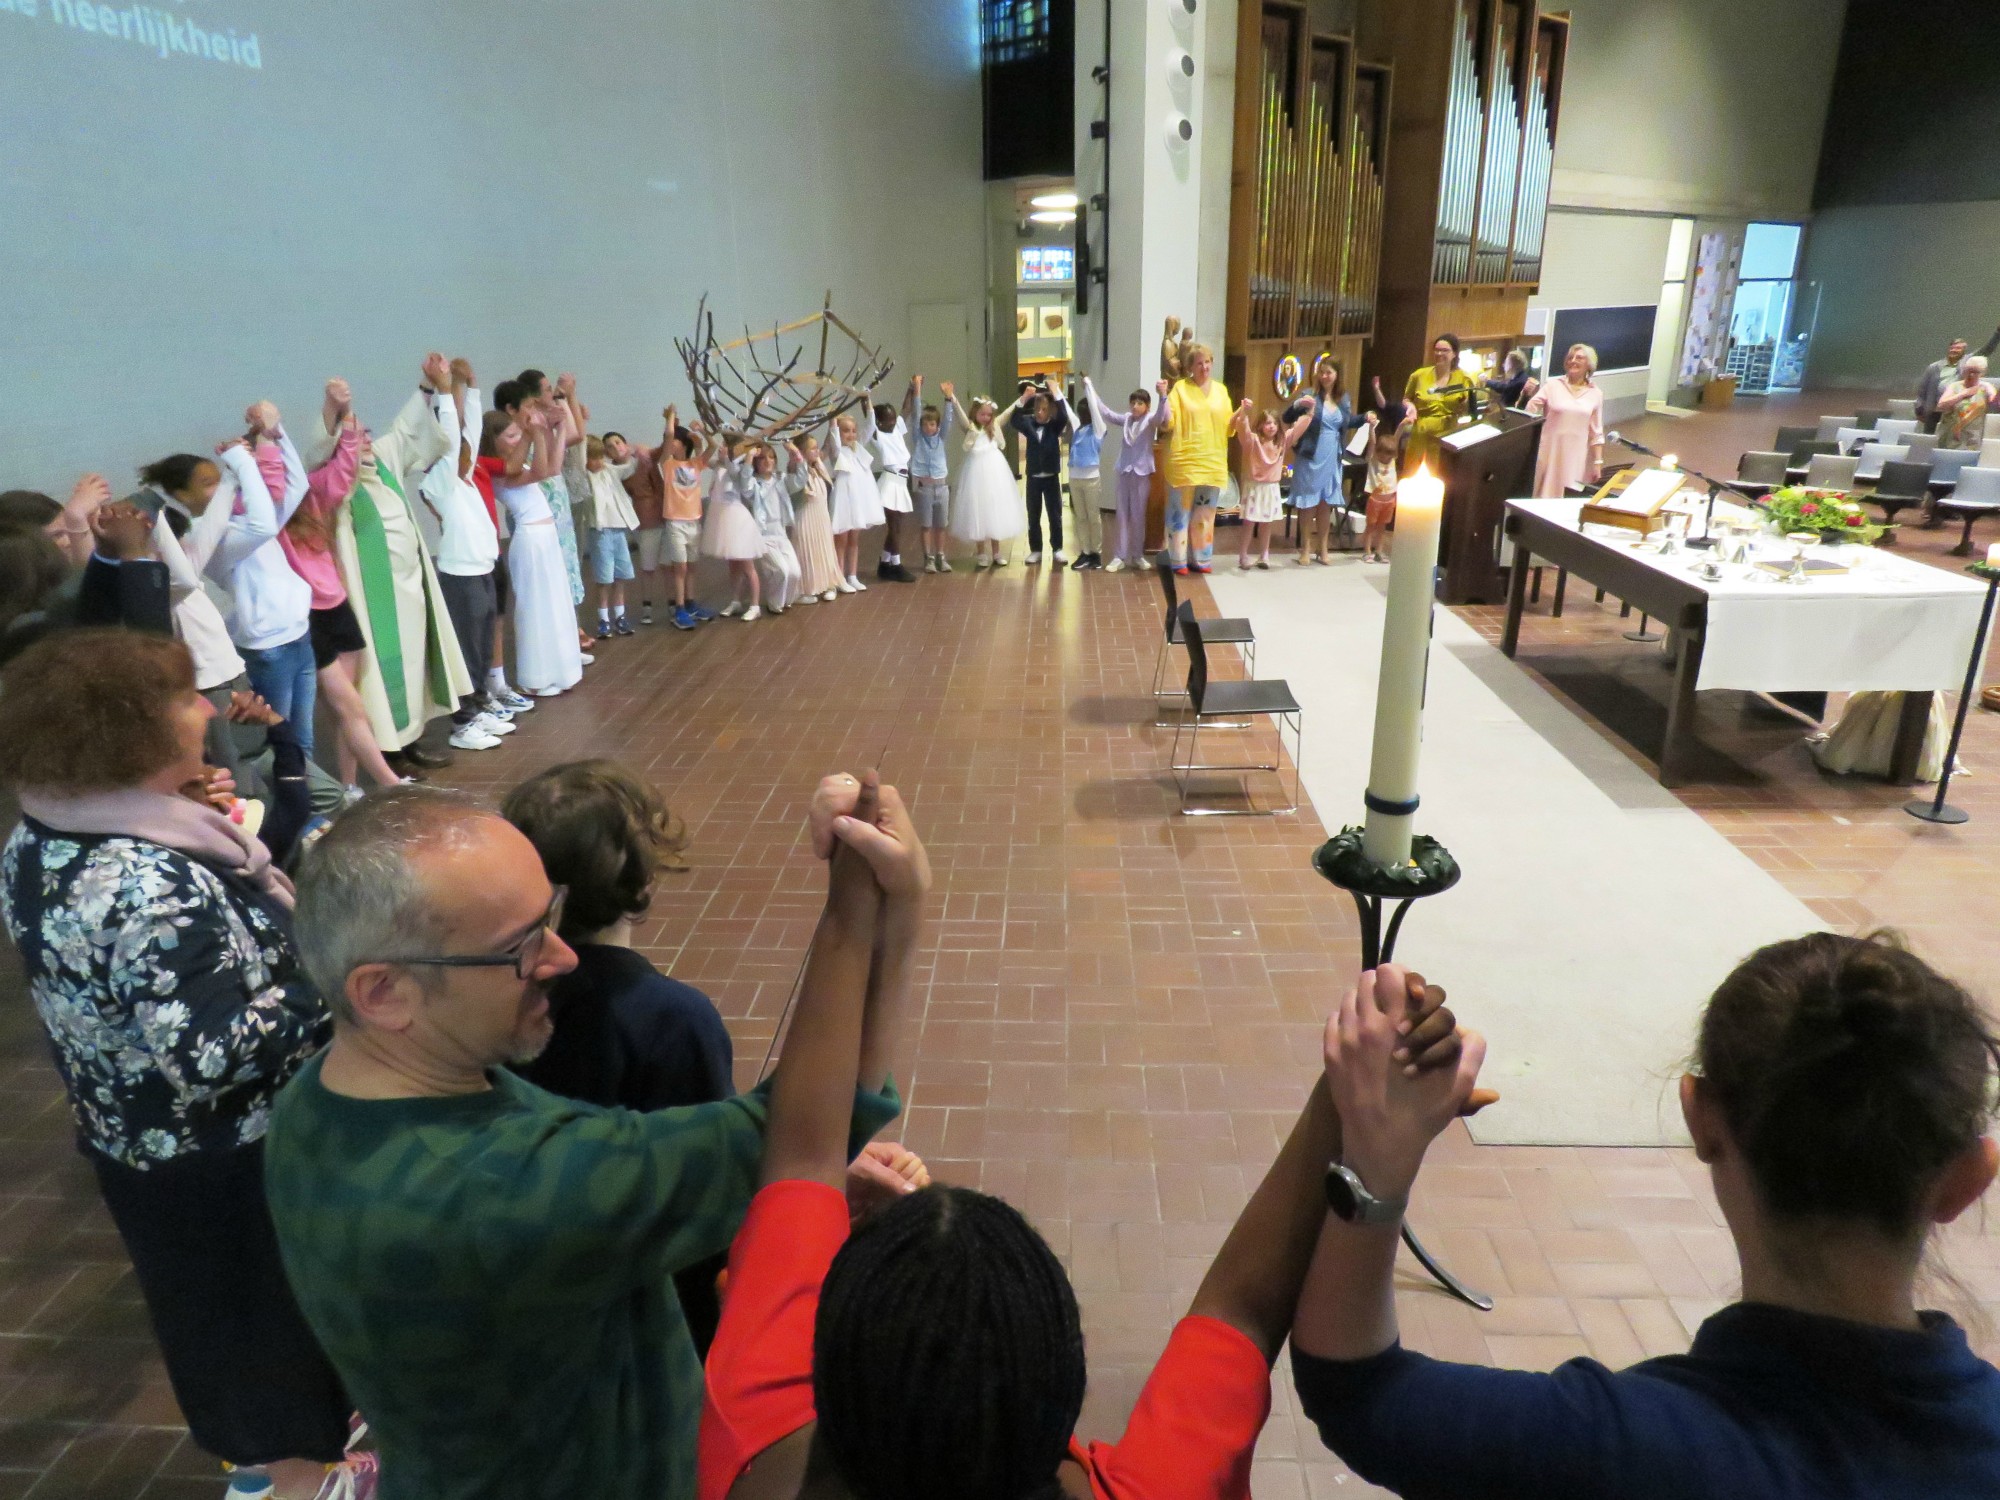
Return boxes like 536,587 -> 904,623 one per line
1361,0 -> 1569,389
1223,2 -> 1393,411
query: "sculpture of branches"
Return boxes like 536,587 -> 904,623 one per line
673,291 -> 894,442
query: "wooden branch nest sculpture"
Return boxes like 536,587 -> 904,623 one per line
674,291 -> 894,442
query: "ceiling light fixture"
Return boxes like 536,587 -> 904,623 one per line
1029,210 -> 1077,224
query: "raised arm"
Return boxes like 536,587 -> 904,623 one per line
1293,965 -> 1488,1363
903,377 -> 920,426
1189,972 -> 1469,1361
207,442 -> 278,574
759,776 -> 885,1191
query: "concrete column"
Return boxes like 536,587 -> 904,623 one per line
1074,0 -> 1236,403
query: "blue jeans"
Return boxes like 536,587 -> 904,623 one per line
242,631 -> 318,762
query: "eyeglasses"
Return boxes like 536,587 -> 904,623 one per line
379,887 -> 566,980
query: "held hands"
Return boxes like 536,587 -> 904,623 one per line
1324,965 -> 1490,1201
245,401 -> 281,438
1156,379 -> 1171,396
450,357 -> 475,388
846,1139 -> 931,1218
556,372 -> 577,399
1328,968 -> 1488,1208
68,472 -> 112,517
224,689 -> 284,727
938,381 -> 955,400
89,501 -> 154,560
323,379 -> 352,434
808,771 -> 932,899
421,351 -> 451,390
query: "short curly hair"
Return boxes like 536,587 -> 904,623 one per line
0,629 -> 197,794
500,760 -> 689,939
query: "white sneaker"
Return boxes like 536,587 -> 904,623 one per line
719,599 -> 745,618
1026,551 -> 1042,566
470,712 -> 516,736
994,554 -> 1010,567
793,592 -> 817,605
741,604 -> 763,621
849,575 -> 868,591
822,588 -> 840,601
448,723 -> 503,751
837,578 -> 858,593
529,685 -> 566,698
973,555 -> 991,570
1053,551 -> 1067,565
491,685 -> 534,712
1105,558 -> 1125,573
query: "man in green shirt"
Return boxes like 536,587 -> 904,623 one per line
266,781 -> 900,1500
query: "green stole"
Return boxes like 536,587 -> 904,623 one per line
348,463 -> 459,734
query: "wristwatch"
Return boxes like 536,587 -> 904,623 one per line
1324,1162 -> 1408,1226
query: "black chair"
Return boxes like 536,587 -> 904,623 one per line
1937,465 -> 2000,557
1735,450 -> 1789,495
1853,408 -> 1891,429
1168,602 -> 1302,816
1866,460 -> 1932,539
1784,439 -> 1840,480
1773,425 -> 1818,457
1153,560 -> 1255,726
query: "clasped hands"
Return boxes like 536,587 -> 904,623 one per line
1326,963 -> 1495,1206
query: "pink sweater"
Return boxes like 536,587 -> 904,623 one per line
262,425 -> 362,610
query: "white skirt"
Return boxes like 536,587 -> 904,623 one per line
701,499 -> 764,561
1243,481 -> 1283,523
951,447 -> 1029,542
507,521 -> 583,694
830,470 -> 885,533
877,471 -> 913,514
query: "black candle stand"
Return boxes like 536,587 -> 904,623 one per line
1313,828 -> 1493,1311
1905,562 -> 2000,826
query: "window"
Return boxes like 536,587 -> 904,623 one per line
982,0 -> 1052,66
1738,222 -> 1801,281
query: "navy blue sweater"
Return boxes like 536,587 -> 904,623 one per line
1294,1301 -> 2000,1499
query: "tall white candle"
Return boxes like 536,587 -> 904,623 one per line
1362,464 -> 1446,865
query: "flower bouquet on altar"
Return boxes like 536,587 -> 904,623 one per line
1758,485 -> 1888,545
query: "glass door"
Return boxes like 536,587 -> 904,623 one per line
1723,221 -> 1802,395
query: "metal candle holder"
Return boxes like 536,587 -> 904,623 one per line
1905,562 -> 2000,826
1313,828 -> 1492,1311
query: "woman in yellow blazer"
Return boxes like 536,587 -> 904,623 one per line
1398,333 -> 1480,476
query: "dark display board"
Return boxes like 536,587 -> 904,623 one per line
1550,305 -> 1657,373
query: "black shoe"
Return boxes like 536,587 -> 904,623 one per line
395,742 -> 457,771
877,560 -> 896,580
888,564 -> 918,583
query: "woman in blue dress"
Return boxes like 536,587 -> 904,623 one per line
1282,359 -> 1375,565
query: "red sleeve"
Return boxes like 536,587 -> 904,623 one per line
697,1180 -> 849,1500
307,422 -> 363,512
1070,1316 -> 1270,1500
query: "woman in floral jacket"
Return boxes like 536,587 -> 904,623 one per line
0,630 -> 360,1500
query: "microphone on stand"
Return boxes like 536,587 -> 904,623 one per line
1604,430 -> 1663,460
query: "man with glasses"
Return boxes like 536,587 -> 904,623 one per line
263,781 -> 909,1500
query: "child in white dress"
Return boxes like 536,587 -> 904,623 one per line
826,411 -> 884,593
486,409 -> 583,697
942,381 -> 1028,569
703,443 -> 768,620
870,383 -> 917,583
737,442 -> 803,614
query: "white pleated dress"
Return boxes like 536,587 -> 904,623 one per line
951,426 -> 1028,542
495,478 -> 583,695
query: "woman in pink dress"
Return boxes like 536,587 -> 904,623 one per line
1526,343 -> 1606,497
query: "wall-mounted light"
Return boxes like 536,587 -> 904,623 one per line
1030,192 -> 1080,210
1029,210 -> 1077,225
1164,113 -> 1194,148
1167,47 -> 1195,80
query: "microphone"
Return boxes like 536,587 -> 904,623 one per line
1604,430 -> 1662,459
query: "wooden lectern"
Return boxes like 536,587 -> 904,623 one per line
1434,407 -> 1544,604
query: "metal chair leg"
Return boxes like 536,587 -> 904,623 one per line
1403,1223 -> 1495,1311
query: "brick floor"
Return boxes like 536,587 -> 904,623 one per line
2,389 -> 1997,1495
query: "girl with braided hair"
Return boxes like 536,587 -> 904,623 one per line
698,923 -> 1474,1499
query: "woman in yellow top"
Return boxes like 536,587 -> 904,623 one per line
1159,343 -> 1234,573
1397,333 -> 1480,476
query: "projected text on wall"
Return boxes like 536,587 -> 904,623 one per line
0,0 -> 263,70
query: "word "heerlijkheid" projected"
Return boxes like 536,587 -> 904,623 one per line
1,0 -> 265,70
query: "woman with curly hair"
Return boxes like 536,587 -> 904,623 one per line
0,630 -> 364,1500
